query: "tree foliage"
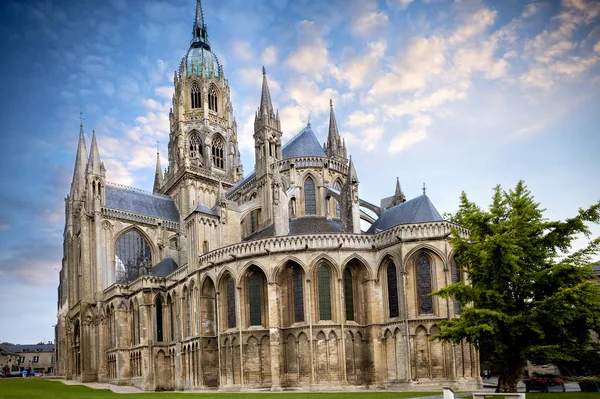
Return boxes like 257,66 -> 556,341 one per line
434,181 -> 600,392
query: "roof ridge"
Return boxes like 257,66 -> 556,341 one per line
106,181 -> 172,200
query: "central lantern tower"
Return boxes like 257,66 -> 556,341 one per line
159,0 -> 243,219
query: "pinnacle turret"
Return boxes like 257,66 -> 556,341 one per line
259,66 -> 274,117
70,123 -> 88,200
87,130 -> 103,176
347,155 -> 358,185
325,99 -> 346,160
153,151 -> 163,193
394,177 -> 406,204
191,0 -> 210,50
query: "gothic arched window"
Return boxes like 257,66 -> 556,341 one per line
344,268 -> 354,321
115,229 -> 152,285
317,265 -> 331,320
417,254 -> 434,314
450,257 -> 461,315
211,137 -> 225,170
248,268 -> 262,326
334,180 -> 342,218
190,82 -> 201,109
189,132 -> 202,162
387,261 -> 399,318
168,295 -> 175,341
292,264 -> 304,322
208,86 -> 218,112
185,288 -> 191,337
304,177 -> 317,215
155,296 -> 163,342
226,275 -> 236,328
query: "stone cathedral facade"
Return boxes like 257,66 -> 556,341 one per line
56,0 -> 480,392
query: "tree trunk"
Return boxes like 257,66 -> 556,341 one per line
496,358 -> 525,393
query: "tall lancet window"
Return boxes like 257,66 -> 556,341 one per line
417,254 -> 434,314
344,268 -> 355,321
190,82 -> 201,109
226,275 -> 236,328
155,296 -> 163,342
292,265 -> 304,322
211,137 -> 225,170
304,177 -> 317,215
208,86 -> 218,112
115,230 -> 152,284
248,268 -> 262,326
318,265 -> 331,320
387,261 -> 399,318
334,180 -> 342,218
189,132 -> 202,165
185,288 -> 191,337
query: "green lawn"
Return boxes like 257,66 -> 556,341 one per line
1,379 -> 599,399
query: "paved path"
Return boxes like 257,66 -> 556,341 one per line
54,378 -> 144,394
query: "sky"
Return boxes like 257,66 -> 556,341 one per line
0,0 -> 599,344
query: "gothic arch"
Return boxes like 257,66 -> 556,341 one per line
208,84 -> 219,112
340,254 -> 374,280
375,251 -> 403,279
403,244 -> 446,270
308,254 -> 340,277
216,266 -> 238,287
238,260 -> 269,284
272,256 -> 307,281
312,257 -> 338,322
113,226 -> 155,285
342,257 -> 370,324
239,203 -> 262,222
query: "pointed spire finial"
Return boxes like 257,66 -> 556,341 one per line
191,0 -> 210,50
330,98 -> 333,108
153,148 -> 163,193
422,183 -> 427,195
87,130 -> 103,175
70,122 -> 88,199
326,98 -> 344,159
259,67 -> 274,116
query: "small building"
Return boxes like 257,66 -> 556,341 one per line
1,343 -> 56,375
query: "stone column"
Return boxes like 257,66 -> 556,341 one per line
267,282 -> 282,390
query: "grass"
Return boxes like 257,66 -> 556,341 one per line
2,379 -> 599,399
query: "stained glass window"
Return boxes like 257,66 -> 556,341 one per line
208,86 -> 218,112
190,82 -> 201,109
344,268 -> 354,321
226,276 -> 236,328
186,289 -> 191,337
387,262 -> 399,318
115,230 -> 152,284
155,296 -> 163,342
212,137 -> 224,169
417,254 -> 433,314
292,265 -> 304,322
450,257 -> 461,315
248,270 -> 262,326
304,177 -> 316,215
318,266 -> 331,320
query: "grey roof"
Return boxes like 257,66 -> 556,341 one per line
226,171 -> 256,196
367,194 -> 443,233
150,257 -> 179,277
244,216 -> 342,241
192,204 -> 217,217
4,344 -> 55,353
105,184 -> 179,222
282,124 -> 327,159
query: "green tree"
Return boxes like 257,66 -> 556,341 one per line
434,181 -> 600,392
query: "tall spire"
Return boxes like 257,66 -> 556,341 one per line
259,66 -> 274,117
347,155 -> 358,184
153,150 -> 163,193
70,123 -> 88,199
325,99 -> 345,159
191,0 -> 210,50
87,130 -> 103,175
394,177 -> 406,204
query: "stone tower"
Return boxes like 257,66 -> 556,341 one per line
161,0 -> 242,220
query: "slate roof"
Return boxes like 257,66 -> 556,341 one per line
105,184 -> 179,222
150,257 -> 179,277
3,344 -> 55,353
226,171 -> 256,196
192,204 -> 217,216
282,124 -> 327,159
244,216 -> 342,241
367,194 -> 443,233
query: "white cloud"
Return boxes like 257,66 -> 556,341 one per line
352,11 -> 389,35
336,41 -> 386,89
389,115 -> 432,153
344,125 -> 384,151
230,40 -> 253,62
286,43 -> 331,78
262,46 -> 278,65
594,40 -> 600,53
384,88 -> 467,118
449,8 -> 497,45
522,3 -> 538,18
346,110 -> 376,127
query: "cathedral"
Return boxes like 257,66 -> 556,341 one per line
56,0 -> 480,392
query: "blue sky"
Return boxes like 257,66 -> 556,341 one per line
0,0 -> 598,344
